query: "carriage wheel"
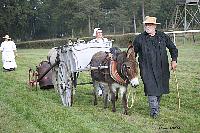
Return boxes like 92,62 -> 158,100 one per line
57,62 -> 73,107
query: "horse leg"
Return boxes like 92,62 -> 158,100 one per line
122,92 -> 128,115
111,92 -> 116,112
102,83 -> 109,109
93,81 -> 98,106
94,90 -> 98,106
109,84 -> 116,112
115,88 -> 119,101
104,93 -> 108,109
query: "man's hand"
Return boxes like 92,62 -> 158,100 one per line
171,61 -> 177,71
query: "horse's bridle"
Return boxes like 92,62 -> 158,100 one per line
121,60 -> 138,84
121,63 -> 130,83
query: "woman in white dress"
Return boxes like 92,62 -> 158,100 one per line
90,28 -> 108,43
90,28 -> 110,96
0,35 -> 17,71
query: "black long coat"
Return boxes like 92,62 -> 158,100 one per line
133,31 -> 178,96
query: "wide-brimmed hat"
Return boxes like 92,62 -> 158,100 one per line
3,35 -> 11,39
93,28 -> 102,36
143,16 -> 161,25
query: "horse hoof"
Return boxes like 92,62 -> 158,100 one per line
123,112 -> 128,115
112,109 -> 116,112
115,96 -> 118,101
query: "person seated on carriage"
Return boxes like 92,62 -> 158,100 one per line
90,28 -> 122,96
90,28 -> 108,43
90,28 -> 120,60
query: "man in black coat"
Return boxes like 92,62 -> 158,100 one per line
133,16 -> 178,118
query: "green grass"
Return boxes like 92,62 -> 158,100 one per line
0,44 -> 200,133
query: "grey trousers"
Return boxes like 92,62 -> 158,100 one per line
148,95 -> 162,115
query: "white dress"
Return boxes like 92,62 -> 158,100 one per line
89,38 -> 109,44
0,41 -> 17,69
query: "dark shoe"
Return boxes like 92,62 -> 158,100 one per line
150,113 -> 158,119
10,68 -> 15,71
3,68 -> 9,72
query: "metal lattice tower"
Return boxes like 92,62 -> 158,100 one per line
169,0 -> 200,30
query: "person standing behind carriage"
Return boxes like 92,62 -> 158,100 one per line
133,16 -> 178,118
0,35 -> 17,71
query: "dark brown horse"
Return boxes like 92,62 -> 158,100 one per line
90,45 -> 139,115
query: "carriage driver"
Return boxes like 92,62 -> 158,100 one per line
133,16 -> 178,118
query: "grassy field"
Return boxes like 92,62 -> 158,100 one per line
0,43 -> 200,133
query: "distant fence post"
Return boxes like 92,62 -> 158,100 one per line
173,33 -> 176,46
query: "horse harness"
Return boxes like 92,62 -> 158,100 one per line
99,52 -> 129,85
110,60 -> 127,85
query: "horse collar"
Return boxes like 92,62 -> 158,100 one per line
110,60 -> 127,84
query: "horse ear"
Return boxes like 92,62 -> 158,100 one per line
127,44 -> 135,59
127,40 -> 133,48
128,44 -> 133,50
127,47 -> 133,58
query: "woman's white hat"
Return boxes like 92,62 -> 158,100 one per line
93,28 -> 102,36
3,35 -> 11,39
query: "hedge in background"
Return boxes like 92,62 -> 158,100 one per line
16,33 -> 137,49
16,32 -> 200,49
106,33 -> 136,47
16,38 -> 68,49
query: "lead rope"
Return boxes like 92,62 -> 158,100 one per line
127,89 -> 136,108
173,70 -> 181,112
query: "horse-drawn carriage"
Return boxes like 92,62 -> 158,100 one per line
46,40 -> 112,106
29,39 -> 139,114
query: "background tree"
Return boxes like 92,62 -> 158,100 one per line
0,0 -> 178,41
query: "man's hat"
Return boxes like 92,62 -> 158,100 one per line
93,28 -> 102,36
3,35 -> 11,39
143,16 -> 161,25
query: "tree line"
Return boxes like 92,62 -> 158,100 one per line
0,0 -> 176,41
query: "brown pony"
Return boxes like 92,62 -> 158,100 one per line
90,45 -> 139,115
